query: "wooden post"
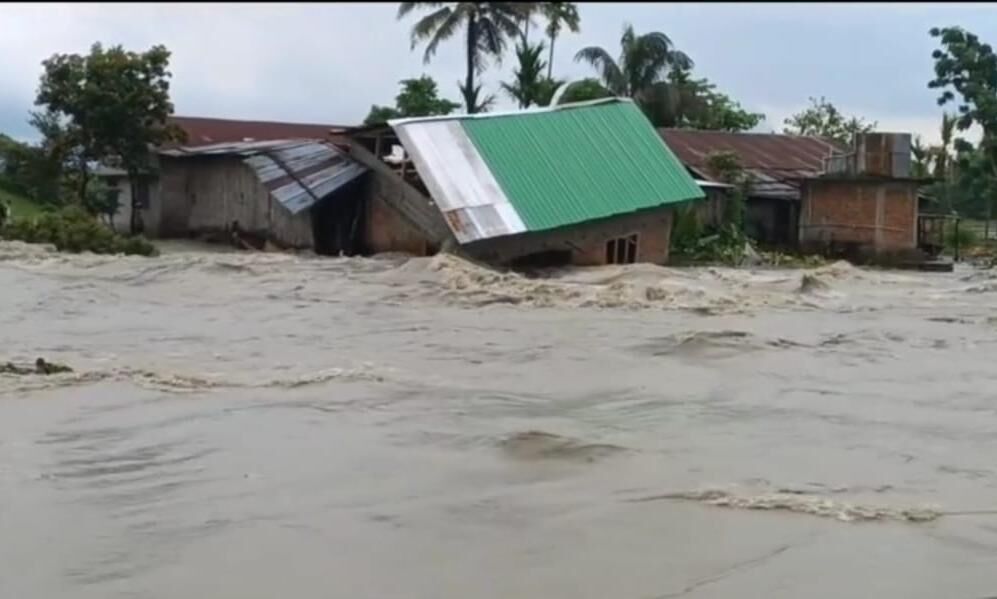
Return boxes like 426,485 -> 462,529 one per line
954,218 -> 961,263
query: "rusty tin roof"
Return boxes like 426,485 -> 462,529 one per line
167,116 -> 347,148
659,129 -> 848,200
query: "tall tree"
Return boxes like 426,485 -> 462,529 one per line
398,2 -> 527,114
574,23 -> 692,125
541,2 -> 580,80
501,39 -> 563,108
665,70 -> 763,132
36,42 -> 184,234
782,96 -> 877,143
911,135 -> 933,178
929,26 -> 997,226
932,112 -> 957,180
364,75 -> 461,125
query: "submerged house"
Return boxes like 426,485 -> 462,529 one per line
659,128 -> 847,248
97,116 -> 372,252
349,98 -> 705,266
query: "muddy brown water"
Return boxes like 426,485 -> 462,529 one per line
3,240 -> 997,598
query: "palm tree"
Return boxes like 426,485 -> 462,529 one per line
501,39 -> 564,108
912,135 -> 932,178
518,2 -> 541,43
398,2 -> 528,114
541,2 -> 580,80
573,23 -> 692,124
933,112 -> 956,180
502,40 -> 546,108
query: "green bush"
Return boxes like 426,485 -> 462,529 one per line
1,205 -> 157,256
945,225 -> 979,250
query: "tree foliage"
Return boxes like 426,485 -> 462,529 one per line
782,96 -> 877,143
35,42 -> 184,233
911,135 -> 932,178
574,23 -> 692,100
556,78 -> 612,105
666,70 -> 763,132
399,2 -> 529,114
541,2 -> 580,79
364,76 -> 461,125
929,26 -> 997,220
501,39 -> 563,108
570,24 -> 761,130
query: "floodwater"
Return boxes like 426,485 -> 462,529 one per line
3,239 -> 997,598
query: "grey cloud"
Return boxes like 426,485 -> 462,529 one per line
2,2 -> 996,145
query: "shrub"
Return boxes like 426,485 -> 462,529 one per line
945,225 -> 979,251
1,204 -> 157,256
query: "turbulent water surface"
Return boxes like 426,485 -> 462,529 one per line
3,239 -> 997,598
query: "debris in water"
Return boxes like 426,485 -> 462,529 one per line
498,430 -> 626,463
798,273 -> 831,294
1,357 -> 73,376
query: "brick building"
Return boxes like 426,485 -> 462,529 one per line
798,133 -> 924,260
659,128 -> 846,248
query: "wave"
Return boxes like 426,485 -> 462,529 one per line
631,330 -> 805,359
388,253 -> 826,314
498,430 -> 627,463
0,364 -> 387,394
629,487 -> 941,523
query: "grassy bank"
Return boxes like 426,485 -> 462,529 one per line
1,188 -> 46,221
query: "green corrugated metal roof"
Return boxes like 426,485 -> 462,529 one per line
459,99 -> 704,232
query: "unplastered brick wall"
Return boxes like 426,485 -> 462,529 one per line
467,205 -> 676,266
800,179 -> 918,252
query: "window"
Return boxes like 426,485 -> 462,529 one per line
605,234 -> 639,265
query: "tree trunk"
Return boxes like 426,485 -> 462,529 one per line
465,14 -> 477,114
128,172 -> 143,236
77,158 -> 89,206
548,33 -> 556,80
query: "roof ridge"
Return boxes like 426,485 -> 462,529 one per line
169,115 -> 346,129
388,97 -> 629,127
659,127 -> 842,144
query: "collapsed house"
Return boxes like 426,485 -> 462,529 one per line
98,105 -> 705,264
350,98 -> 706,266
99,138 -> 370,252
96,117 -> 375,253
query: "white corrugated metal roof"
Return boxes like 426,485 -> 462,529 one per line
388,97 -> 627,127
158,139 -> 367,215
392,119 -> 525,243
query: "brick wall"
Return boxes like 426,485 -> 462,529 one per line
364,193 -> 431,255
465,205 -> 676,266
800,179 -> 918,253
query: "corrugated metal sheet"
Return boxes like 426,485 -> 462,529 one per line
659,129 -> 847,200
158,139 -> 367,215
165,116 -> 345,148
390,98 -> 703,242
392,120 -> 525,243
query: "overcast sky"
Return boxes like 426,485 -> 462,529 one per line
2,2 -> 995,145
